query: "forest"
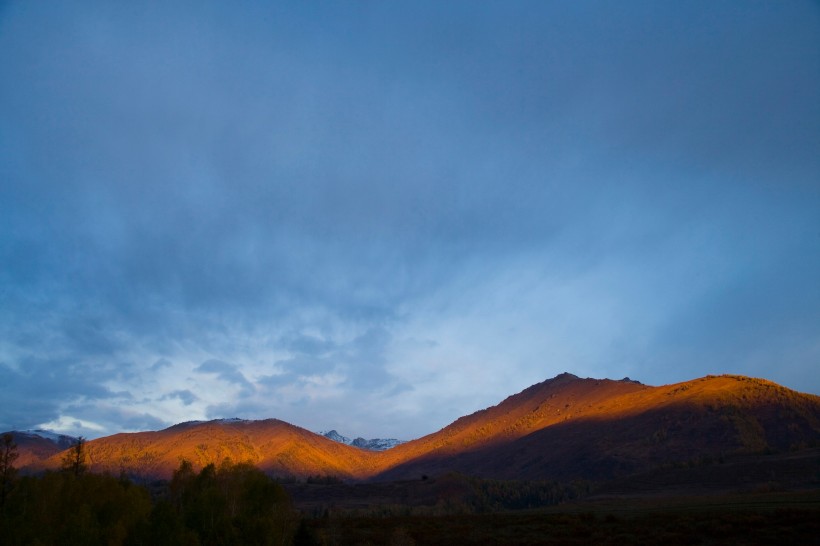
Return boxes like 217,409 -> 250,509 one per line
0,434 -> 297,545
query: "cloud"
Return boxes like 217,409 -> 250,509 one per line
0,356 -> 119,431
0,1 -> 818,439
194,359 -> 254,395
279,333 -> 336,357
151,358 -> 173,371
39,404 -> 170,438
268,327 -> 395,390
160,389 -> 198,406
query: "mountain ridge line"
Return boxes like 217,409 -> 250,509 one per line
6,372 -> 819,483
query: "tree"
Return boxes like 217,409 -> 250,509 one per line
0,433 -> 19,508
61,436 -> 87,477
168,459 -> 295,545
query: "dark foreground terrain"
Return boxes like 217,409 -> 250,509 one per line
1,461 -> 818,545
288,449 -> 820,545
295,489 -> 820,545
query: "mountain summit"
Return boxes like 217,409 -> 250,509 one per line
375,373 -> 820,481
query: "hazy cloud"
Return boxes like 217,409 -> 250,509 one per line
151,358 -> 173,371
160,389 -> 198,406
194,360 -> 254,395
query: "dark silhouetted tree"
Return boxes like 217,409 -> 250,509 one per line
0,433 -> 19,508
293,519 -> 320,546
61,436 -> 87,477
2,470 -> 152,544
168,459 -> 295,545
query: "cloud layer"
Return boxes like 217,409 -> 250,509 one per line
1,1 -> 819,439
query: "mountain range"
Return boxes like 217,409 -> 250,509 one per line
6,373 -> 820,486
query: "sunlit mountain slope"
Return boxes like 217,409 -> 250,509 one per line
34,419 -> 376,480
376,374 -> 820,481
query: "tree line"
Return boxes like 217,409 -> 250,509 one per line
0,433 -> 297,545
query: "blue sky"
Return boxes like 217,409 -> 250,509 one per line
1,1 -> 819,440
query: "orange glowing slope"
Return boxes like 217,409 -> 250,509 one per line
39,419 -> 376,480
370,373 -> 649,473
25,374 -> 820,481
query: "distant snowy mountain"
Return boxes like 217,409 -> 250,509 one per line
175,418 -> 249,427
19,429 -> 77,448
319,430 -> 351,444
351,437 -> 405,451
318,430 -> 404,451
1,429 -> 79,468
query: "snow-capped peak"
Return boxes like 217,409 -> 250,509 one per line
318,430 -> 351,444
318,430 -> 404,451
352,437 -> 405,451
20,429 -> 77,447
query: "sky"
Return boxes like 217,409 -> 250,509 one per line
1,1 -> 819,440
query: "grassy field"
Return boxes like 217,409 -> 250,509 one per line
289,450 -> 820,544
297,489 -> 820,545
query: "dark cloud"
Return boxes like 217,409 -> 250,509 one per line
150,359 -> 172,371
194,359 -> 254,395
279,333 -> 336,357
160,390 -> 198,406
0,1 -> 818,438
61,403 -> 169,436
269,327 -> 394,390
0,356 -> 119,431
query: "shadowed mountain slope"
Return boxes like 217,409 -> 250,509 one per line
375,374 -> 820,481
10,374 -> 820,483
6,431 -> 77,468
